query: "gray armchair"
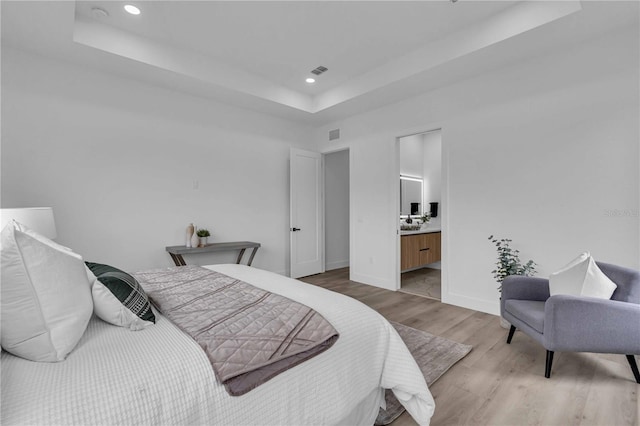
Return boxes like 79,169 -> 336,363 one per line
501,262 -> 640,383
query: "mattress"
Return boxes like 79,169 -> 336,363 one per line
1,264 -> 435,425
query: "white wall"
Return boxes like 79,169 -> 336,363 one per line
316,26 -> 639,314
324,150 -> 349,270
2,24 -> 638,318
1,49 -> 314,274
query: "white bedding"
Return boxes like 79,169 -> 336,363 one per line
1,264 -> 435,425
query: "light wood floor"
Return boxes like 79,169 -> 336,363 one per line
300,268 -> 639,426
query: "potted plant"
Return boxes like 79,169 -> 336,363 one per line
488,235 -> 537,327
197,229 -> 211,247
419,212 -> 431,229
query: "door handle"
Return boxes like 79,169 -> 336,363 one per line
419,247 -> 430,251
291,227 -> 301,232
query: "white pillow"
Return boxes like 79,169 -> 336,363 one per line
0,220 -> 93,362
87,266 -> 154,331
549,252 -> 617,299
10,220 -> 73,252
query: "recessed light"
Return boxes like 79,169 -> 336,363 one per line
306,78 -> 316,84
124,4 -> 141,15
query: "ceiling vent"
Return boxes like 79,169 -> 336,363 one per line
329,129 -> 340,141
311,66 -> 329,76
91,7 -> 109,18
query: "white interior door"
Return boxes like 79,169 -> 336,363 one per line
290,148 -> 324,278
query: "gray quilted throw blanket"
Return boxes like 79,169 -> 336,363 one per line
134,266 -> 339,396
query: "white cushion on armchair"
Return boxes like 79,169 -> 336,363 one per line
549,252 -> 617,299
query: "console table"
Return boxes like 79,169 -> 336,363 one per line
166,241 -> 261,267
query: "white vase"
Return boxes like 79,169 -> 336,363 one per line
199,237 -> 208,247
190,229 -> 200,248
421,222 -> 429,230
186,223 -> 195,248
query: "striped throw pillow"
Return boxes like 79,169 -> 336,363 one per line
86,262 -> 155,330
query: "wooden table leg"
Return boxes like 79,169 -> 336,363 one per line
236,248 -> 246,264
247,247 -> 259,266
169,252 -> 186,266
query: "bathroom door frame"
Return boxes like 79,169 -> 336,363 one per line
395,127 -> 448,304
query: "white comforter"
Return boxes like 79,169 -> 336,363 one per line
1,264 -> 435,425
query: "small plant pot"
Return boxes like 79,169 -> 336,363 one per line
199,237 -> 208,247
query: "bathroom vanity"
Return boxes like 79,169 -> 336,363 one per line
400,229 -> 441,271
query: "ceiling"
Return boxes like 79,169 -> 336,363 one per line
75,0 -> 517,95
2,1 -> 638,124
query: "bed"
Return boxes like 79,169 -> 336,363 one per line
1,263 -> 435,425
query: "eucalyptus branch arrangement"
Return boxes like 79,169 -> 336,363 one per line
488,235 -> 537,292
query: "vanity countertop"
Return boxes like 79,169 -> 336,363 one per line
400,227 -> 441,235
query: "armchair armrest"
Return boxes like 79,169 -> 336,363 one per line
501,276 -> 550,302
501,276 -> 550,320
544,295 -> 640,354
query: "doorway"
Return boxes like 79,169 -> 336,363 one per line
398,130 -> 442,300
324,149 -> 350,271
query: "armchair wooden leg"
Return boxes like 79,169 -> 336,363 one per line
545,350 -> 554,378
506,325 -> 516,344
626,355 -> 640,384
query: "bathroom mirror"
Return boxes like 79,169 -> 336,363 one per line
400,176 -> 423,216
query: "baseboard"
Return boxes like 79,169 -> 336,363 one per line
350,271 -> 395,291
442,291 -> 500,316
326,260 -> 349,271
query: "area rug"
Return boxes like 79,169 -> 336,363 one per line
375,321 -> 473,425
